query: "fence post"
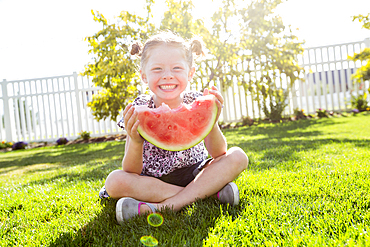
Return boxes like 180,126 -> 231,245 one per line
1,79 -> 13,142
73,72 -> 83,135
364,38 -> 370,48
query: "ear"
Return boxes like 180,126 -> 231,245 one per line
188,67 -> 195,81
140,70 -> 148,84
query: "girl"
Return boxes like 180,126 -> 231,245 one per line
102,32 -> 248,224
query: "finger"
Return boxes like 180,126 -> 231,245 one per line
132,119 -> 141,135
125,109 -> 137,131
122,103 -> 132,116
209,90 -> 224,105
203,88 -> 209,96
131,117 -> 144,141
216,99 -> 223,111
124,106 -> 135,124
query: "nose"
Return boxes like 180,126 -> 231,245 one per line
162,70 -> 174,80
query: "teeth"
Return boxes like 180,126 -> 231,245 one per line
160,85 -> 177,90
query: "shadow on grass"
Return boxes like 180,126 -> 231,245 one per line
49,197 -> 240,246
0,141 -> 125,175
223,118 -> 370,171
223,118 -> 331,140
12,161 -> 120,191
240,138 -> 370,171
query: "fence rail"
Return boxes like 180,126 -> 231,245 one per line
1,38 -> 370,143
0,72 -> 122,142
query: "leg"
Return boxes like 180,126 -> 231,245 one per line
142,146 -> 248,212
104,169 -> 184,202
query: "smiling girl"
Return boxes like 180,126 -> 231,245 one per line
101,32 -> 248,224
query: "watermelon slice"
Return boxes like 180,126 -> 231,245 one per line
135,94 -> 218,151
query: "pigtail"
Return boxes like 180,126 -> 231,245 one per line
130,42 -> 143,56
190,39 -> 205,56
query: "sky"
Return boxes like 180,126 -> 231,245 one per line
0,0 -> 369,81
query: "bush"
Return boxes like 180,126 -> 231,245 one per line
56,137 -> 69,145
316,108 -> 328,118
0,141 -> 13,149
79,131 -> 91,140
12,141 -> 28,150
293,108 -> 306,119
262,89 -> 288,122
351,93 -> 368,112
241,116 -> 254,126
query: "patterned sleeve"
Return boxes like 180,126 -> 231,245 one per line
183,91 -> 204,104
117,94 -> 153,130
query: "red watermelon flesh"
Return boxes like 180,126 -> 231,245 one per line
135,94 -> 218,151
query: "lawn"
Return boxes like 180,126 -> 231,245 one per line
1,113 -> 370,246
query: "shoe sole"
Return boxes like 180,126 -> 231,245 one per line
229,182 -> 240,206
116,197 -> 129,224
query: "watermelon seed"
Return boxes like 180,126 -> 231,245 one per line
174,125 -> 177,130
168,125 -> 172,130
156,114 -> 161,118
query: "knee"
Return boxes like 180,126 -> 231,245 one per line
105,169 -> 132,199
228,147 -> 249,171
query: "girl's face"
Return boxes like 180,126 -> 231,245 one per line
140,44 -> 195,108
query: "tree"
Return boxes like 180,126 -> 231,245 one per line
348,14 -> 370,83
238,0 -> 304,121
160,0 -> 208,39
84,0 -> 304,121
82,4 -> 155,120
196,0 -> 304,121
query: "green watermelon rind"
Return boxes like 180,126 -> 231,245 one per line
136,95 -> 218,151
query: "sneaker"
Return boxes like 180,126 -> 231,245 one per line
217,182 -> 239,206
116,197 -> 157,224
99,186 -> 110,199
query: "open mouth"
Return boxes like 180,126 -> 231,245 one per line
159,85 -> 178,90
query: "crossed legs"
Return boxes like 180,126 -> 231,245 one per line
105,147 -> 248,213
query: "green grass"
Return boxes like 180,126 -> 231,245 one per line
1,112 -> 370,246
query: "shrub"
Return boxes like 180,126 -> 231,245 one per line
352,109 -> 360,115
262,89 -> 288,122
241,116 -> 254,126
351,93 -> 368,112
262,99 -> 287,122
12,141 -> 28,150
56,137 -> 69,145
0,141 -> 13,149
316,108 -> 328,118
79,131 -> 91,140
293,108 -> 306,119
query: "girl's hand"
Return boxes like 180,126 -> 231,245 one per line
203,85 -> 224,124
122,104 -> 144,144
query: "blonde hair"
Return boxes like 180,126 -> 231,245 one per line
130,31 -> 204,70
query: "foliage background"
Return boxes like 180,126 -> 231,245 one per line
83,0 -> 304,121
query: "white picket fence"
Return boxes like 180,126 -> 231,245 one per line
1,38 -> 370,143
0,72 -> 122,143
218,38 -> 370,121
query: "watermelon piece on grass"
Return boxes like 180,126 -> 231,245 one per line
136,94 -> 218,151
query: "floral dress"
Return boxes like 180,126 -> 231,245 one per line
99,91 -> 210,199
117,91 -> 209,178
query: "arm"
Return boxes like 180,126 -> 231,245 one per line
204,122 -> 227,158
203,86 -> 227,158
121,103 -> 145,174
